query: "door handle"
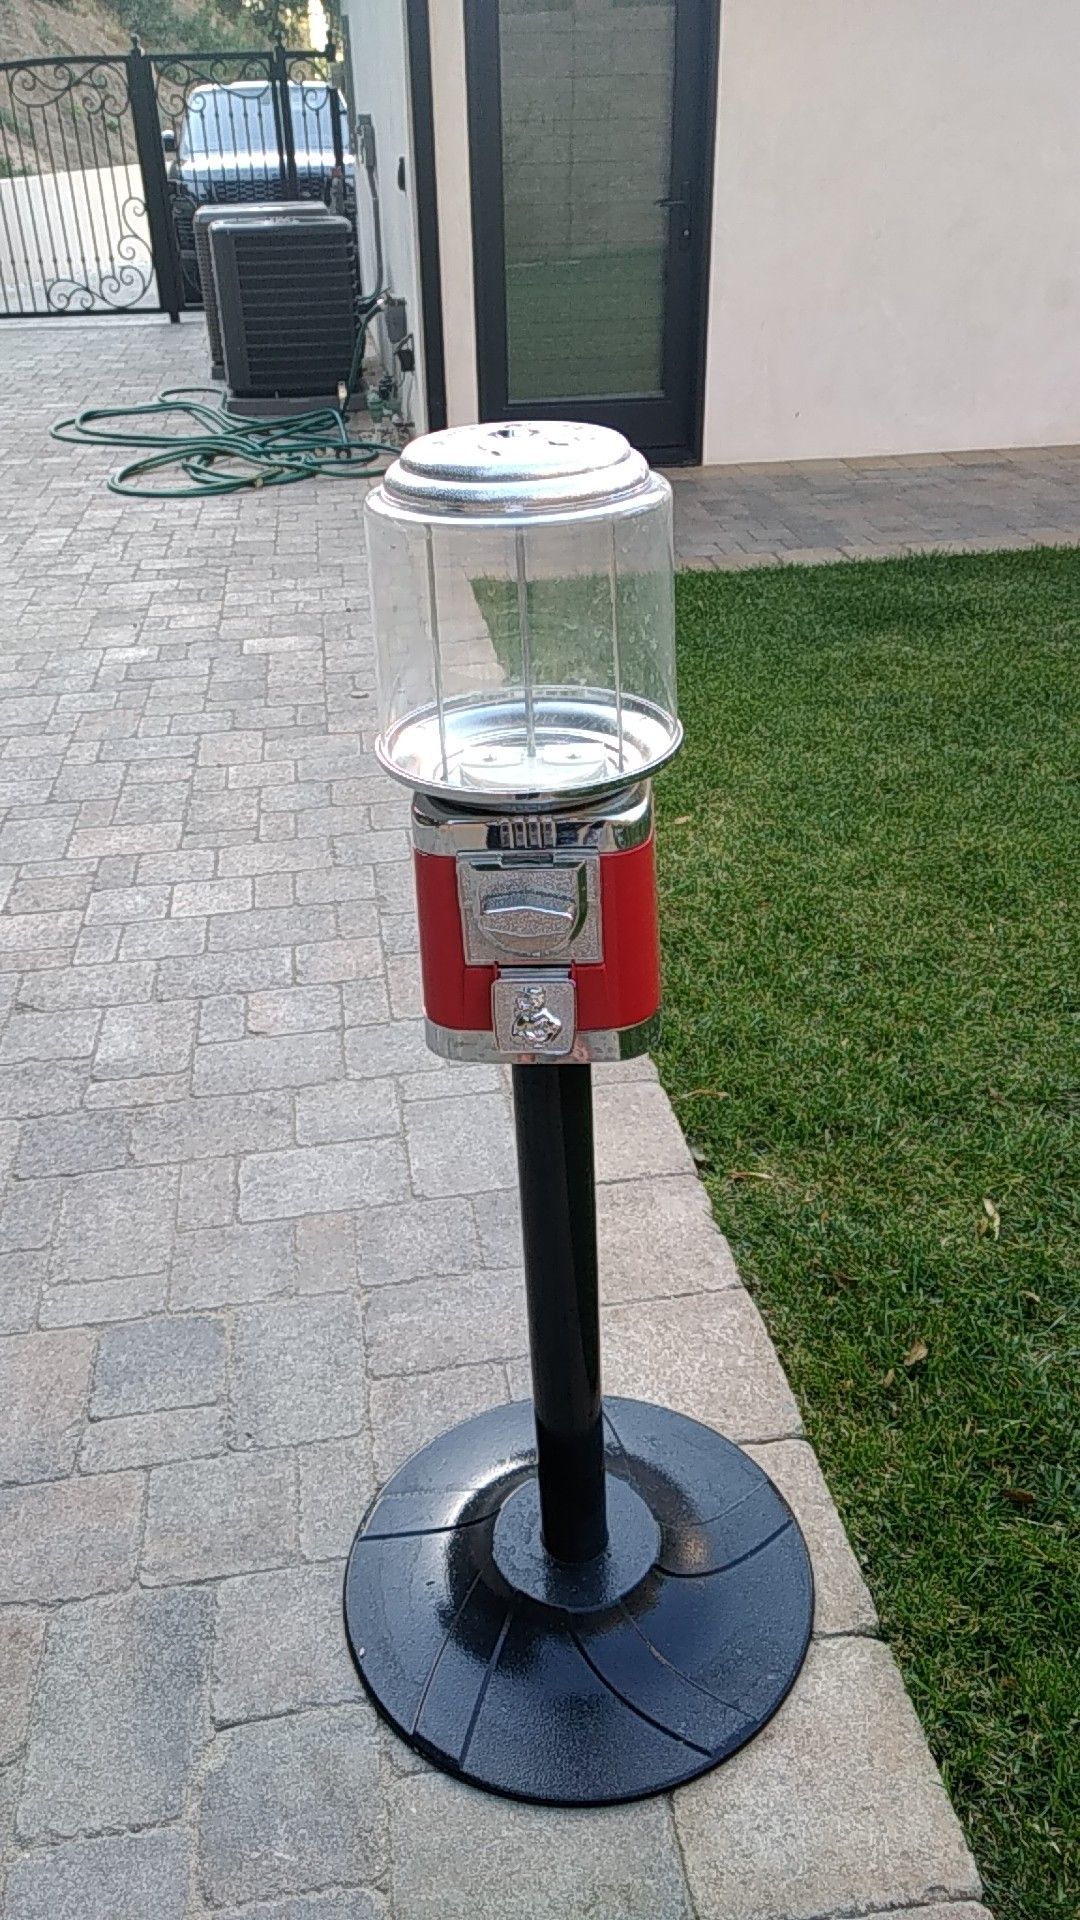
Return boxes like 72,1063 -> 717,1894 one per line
654,188 -> 692,248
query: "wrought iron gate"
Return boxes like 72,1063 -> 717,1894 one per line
0,35 -> 344,320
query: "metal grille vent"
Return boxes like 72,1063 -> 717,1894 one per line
211,213 -> 357,400
195,202 -> 330,379
192,173 -> 328,205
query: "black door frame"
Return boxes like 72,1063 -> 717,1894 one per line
405,0 -> 448,431
460,0 -> 719,465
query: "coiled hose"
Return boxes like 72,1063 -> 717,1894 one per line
50,327 -> 394,500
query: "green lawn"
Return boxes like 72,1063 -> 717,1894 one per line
655,550 -> 1078,1920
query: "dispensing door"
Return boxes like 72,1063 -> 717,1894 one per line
463,0 -> 717,466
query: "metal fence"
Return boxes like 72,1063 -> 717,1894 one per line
0,34 -> 345,320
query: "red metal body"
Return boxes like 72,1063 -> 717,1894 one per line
414,835 -> 661,1034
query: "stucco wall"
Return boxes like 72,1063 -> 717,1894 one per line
702,0 -> 1080,463
427,0 -> 479,426
340,0 -> 428,428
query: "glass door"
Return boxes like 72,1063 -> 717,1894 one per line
464,0 -> 716,464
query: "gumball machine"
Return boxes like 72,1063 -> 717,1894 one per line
344,423 -> 812,1805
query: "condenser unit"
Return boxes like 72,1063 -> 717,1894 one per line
195,202 -> 331,381
209,212 -> 357,415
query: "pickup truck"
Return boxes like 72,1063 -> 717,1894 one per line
165,80 -> 355,303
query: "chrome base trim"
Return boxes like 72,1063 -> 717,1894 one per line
424,1012 -> 660,1066
376,697 -> 681,812
411,782 -> 653,856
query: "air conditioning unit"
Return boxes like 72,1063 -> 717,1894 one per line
195,202 -> 331,381
209,212 -> 357,415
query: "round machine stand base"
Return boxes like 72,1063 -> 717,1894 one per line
343,1397 -> 814,1806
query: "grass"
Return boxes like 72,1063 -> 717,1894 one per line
654,549 -> 1078,1920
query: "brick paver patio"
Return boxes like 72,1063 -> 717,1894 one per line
670,446 -> 1080,568
0,317 -> 993,1919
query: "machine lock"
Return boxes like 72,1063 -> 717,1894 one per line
491,970 -> 577,1058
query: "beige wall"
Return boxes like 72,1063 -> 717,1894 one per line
427,0 -> 479,425
341,0 -> 429,427
703,0 -> 1080,463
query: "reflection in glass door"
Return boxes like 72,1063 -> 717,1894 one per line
466,0 -> 715,463
500,0 -> 675,403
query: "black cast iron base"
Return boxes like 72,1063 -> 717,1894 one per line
343,1396 -> 813,1806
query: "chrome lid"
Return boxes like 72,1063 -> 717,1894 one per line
378,420 -> 655,518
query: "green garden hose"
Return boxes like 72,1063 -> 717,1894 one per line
51,330 -> 396,499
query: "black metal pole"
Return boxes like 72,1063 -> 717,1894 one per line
272,36 -> 300,200
347,1058 -> 815,1805
511,1062 -> 607,1564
